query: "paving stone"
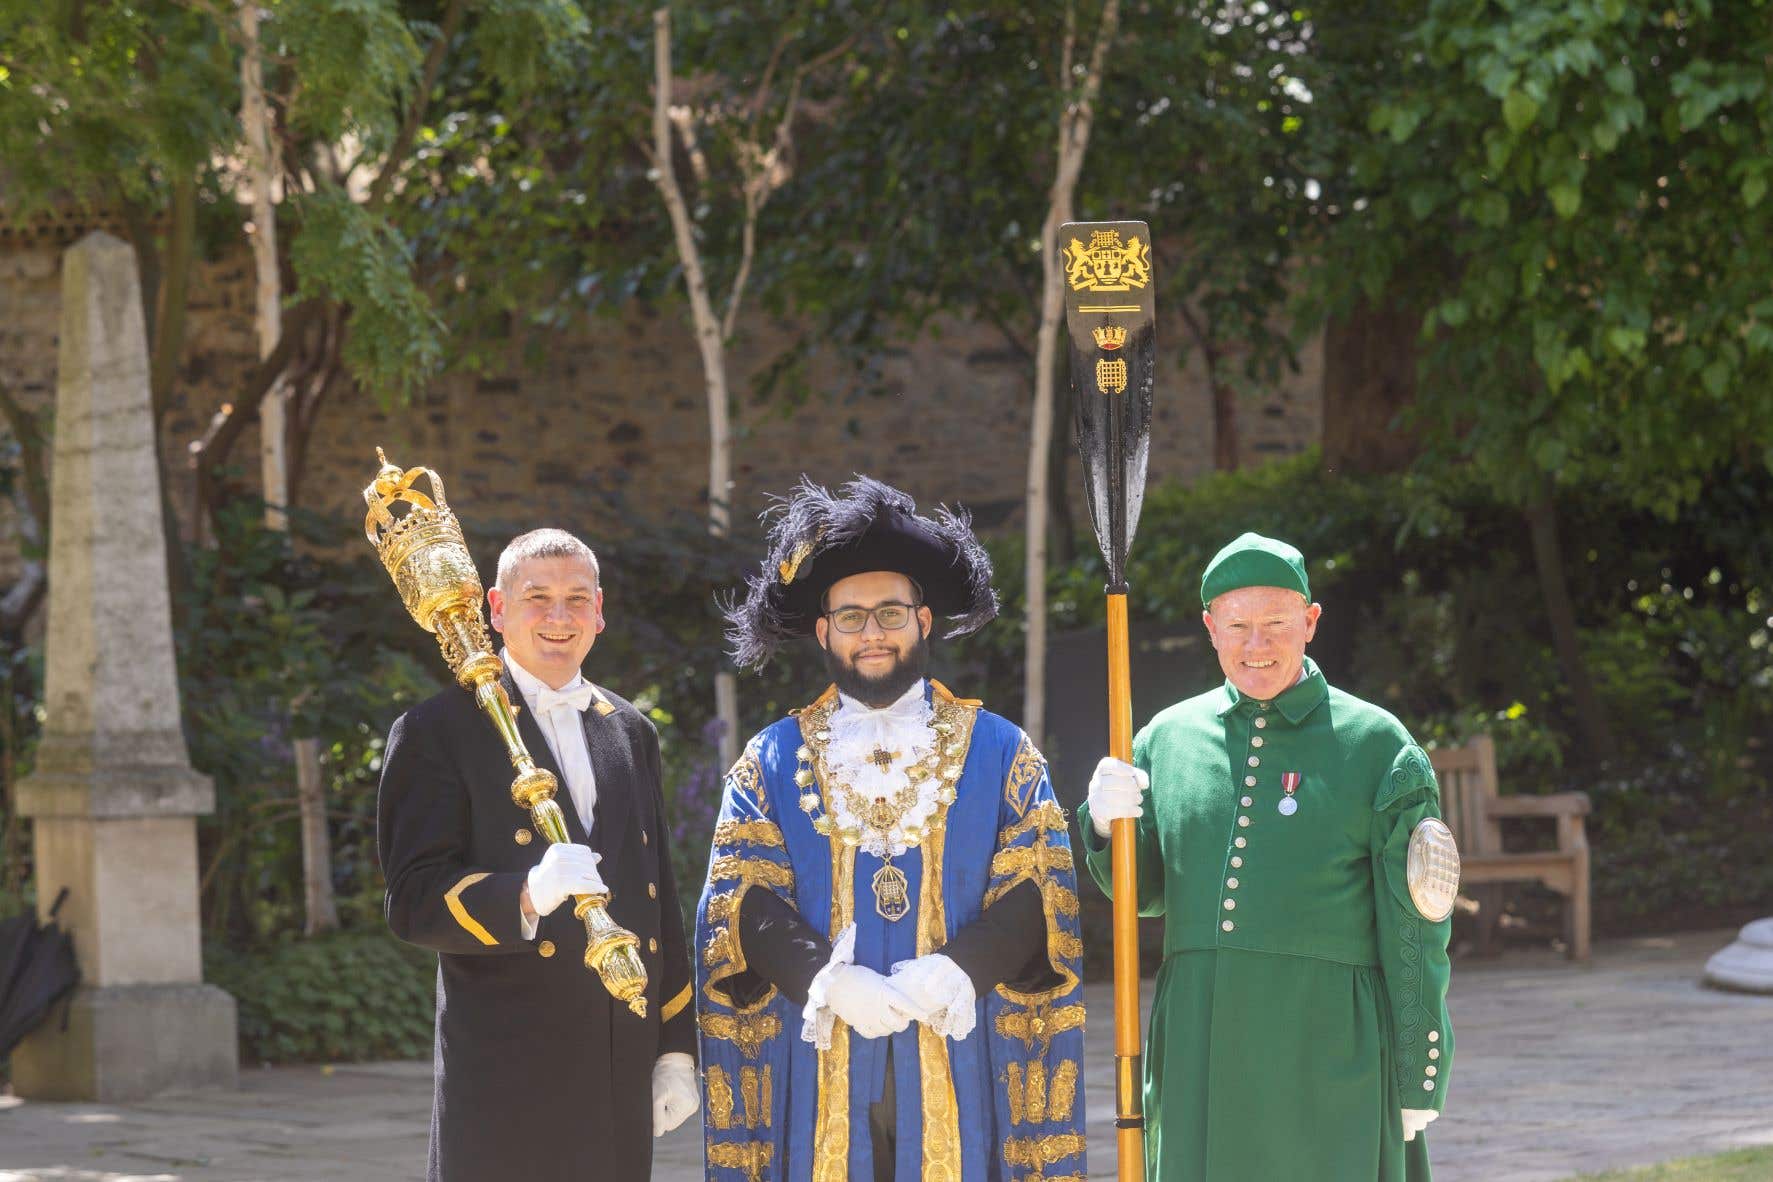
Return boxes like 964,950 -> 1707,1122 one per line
3,929 -> 1770,1181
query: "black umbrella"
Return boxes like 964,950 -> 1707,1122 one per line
0,887 -> 80,1059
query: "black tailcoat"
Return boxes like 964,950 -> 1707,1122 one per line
377,670 -> 695,1182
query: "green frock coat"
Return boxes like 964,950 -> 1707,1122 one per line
1078,659 -> 1452,1181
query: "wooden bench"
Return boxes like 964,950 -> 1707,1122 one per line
1428,734 -> 1592,961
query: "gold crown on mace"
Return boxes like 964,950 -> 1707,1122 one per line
1092,325 -> 1127,351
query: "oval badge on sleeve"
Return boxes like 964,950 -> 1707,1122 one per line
1406,817 -> 1461,922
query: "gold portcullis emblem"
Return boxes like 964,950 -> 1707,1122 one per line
1063,228 -> 1152,293
1406,817 -> 1461,922
873,862 -> 911,922
1095,356 -> 1128,395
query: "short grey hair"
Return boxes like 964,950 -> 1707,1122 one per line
496,528 -> 600,592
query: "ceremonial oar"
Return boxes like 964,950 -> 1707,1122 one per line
1062,220 -> 1156,1182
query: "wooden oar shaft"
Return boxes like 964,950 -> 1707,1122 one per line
1106,591 -> 1145,1180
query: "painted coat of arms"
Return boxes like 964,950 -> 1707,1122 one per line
1063,228 -> 1152,292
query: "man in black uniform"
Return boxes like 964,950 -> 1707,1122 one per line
378,528 -> 698,1181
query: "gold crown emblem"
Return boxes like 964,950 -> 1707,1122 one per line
1092,325 -> 1127,351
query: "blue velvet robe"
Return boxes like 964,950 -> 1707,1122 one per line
696,681 -> 1088,1182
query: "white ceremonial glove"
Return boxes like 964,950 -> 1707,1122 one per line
802,925 -> 917,1046
824,964 -> 918,1041
889,953 -> 977,1041
525,843 -> 606,919
1087,756 -> 1149,839
1401,1107 -> 1439,1143
651,1052 -> 700,1137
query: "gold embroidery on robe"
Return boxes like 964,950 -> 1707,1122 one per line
995,1003 -> 1086,1055
706,1141 -> 773,1182
698,1010 -> 782,1059
1049,1060 -> 1078,1122
1003,1132 -> 1087,1170
706,855 -> 795,891
712,818 -> 786,849
805,688 -> 855,1182
1003,733 -> 1046,818
706,1065 -> 736,1129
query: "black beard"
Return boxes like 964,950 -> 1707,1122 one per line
824,633 -> 930,708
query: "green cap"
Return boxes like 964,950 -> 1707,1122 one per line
1200,532 -> 1310,607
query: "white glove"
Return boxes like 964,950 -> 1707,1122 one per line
824,964 -> 918,1041
1087,756 -> 1149,838
525,843 -> 606,918
1402,1107 -> 1439,1142
889,953 -> 976,1040
652,1052 -> 700,1137
802,925 -> 916,1045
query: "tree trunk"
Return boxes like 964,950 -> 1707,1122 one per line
1210,368 -> 1238,471
149,174 -> 195,430
1523,485 -> 1615,761
1321,296 -> 1421,474
242,0 -> 335,933
652,7 -> 740,770
147,175 -> 196,602
1024,0 -> 1120,743
1179,302 -> 1238,471
1046,349 -> 1078,568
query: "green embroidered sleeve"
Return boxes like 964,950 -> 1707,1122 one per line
1372,743 -> 1454,1112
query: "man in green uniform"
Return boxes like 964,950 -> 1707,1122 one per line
1078,532 -> 1456,1181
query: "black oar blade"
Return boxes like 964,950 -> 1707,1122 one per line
1063,220 -> 1156,586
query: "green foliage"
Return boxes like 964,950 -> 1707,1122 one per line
204,930 -> 435,1063
468,0 -> 591,94
0,0 -> 236,210
273,0 -> 421,139
179,502 -> 441,943
291,190 -> 446,402
1326,0 -> 1773,512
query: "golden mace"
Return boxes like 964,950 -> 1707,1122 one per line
363,449 -> 649,1016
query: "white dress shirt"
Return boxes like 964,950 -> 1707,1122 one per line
502,649 -> 599,835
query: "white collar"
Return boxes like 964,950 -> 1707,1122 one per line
501,648 -> 587,704
835,678 -> 928,719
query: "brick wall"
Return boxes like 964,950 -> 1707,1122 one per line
0,233 -> 1321,573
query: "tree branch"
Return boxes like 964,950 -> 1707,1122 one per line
364,0 -> 467,211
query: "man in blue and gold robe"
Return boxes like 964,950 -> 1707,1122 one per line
697,476 -> 1088,1182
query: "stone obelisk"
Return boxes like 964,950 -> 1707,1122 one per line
13,232 -> 236,1100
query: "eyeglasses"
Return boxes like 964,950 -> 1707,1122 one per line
825,602 -> 922,634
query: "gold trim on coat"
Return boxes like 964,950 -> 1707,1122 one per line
444,872 -> 497,946
661,982 -> 693,1023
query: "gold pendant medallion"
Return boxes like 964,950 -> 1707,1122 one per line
872,862 -> 911,921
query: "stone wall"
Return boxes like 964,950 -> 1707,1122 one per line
1,233 -> 1321,573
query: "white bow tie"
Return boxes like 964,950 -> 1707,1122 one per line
537,683 -> 597,715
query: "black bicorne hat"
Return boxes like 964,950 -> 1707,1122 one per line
724,475 -> 998,670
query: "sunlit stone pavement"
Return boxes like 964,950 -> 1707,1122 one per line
4,929 -> 1769,1181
